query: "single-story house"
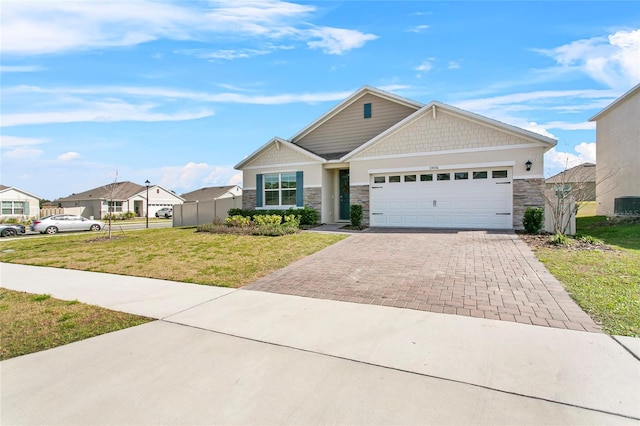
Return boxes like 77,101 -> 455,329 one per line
235,86 -> 556,229
545,163 -> 596,201
55,181 -> 185,219
0,185 -> 41,220
181,185 -> 242,202
174,185 -> 243,226
589,83 -> 640,216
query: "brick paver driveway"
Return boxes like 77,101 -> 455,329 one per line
245,229 -> 601,333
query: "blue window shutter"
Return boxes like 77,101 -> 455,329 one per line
364,103 -> 372,119
24,202 -> 30,215
256,174 -> 263,207
296,171 -> 304,207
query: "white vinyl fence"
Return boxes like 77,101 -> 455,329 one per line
172,197 -> 242,227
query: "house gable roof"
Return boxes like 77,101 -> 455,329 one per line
235,137 -> 325,169
342,101 -> 557,161
589,83 -> 640,122
0,185 -> 42,200
290,85 -> 423,144
545,162 -> 596,184
181,185 -> 241,202
55,181 -> 146,202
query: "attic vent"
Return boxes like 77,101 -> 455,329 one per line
364,103 -> 372,119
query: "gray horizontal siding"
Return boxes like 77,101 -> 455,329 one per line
294,93 -> 417,155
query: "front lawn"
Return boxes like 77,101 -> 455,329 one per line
529,216 -> 640,337
0,288 -> 152,360
0,228 -> 347,288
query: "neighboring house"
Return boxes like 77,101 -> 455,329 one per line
55,181 -> 185,219
181,185 -> 242,202
0,185 -> 41,220
235,86 -> 556,229
545,163 -> 596,201
589,83 -> 640,216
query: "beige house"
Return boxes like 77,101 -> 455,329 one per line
55,181 -> 184,219
0,185 -> 41,220
545,163 -> 596,201
181,185 -> 242,202
589,83 -> 640,216
236,86 -> 556,229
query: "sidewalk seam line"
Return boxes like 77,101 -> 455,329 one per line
610,335 -> 640,362
160,289 -> 241,321
160,319 -> 639,422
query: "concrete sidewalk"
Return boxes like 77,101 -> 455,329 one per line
1,263 -> 639,425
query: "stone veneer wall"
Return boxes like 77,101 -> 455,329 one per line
242,189 -> 256,210
513,178 -> 545,229
350,185 -> 370,225
303,187 -> 322,223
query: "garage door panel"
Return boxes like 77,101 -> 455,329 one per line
370,167 -> 513,229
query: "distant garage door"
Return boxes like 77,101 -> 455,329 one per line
370,167 -> 513,229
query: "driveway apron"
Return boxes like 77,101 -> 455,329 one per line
245,229 -> 601,332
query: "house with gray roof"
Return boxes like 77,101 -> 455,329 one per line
55,181 -> 184,219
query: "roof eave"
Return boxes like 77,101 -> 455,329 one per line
589,83 -> 640,122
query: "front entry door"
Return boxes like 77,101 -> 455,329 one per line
339,169 -> 350,220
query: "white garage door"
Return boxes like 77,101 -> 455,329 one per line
370,168 -> 513,229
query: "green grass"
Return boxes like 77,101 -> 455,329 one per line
0,228 -> 347,288
532,216 -> 640,336
0,288 -> 152,360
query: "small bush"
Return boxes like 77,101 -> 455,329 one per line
253,214 -> 282,226
350,204 -> 363,227
225,215 -> 252,228
523,207 -> 544,234
550,233 -> 569,246
578,235 -> 603,245
1,217 -> 21,224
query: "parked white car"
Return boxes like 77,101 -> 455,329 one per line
155,207 -> 173,218
31,215 -> 105,234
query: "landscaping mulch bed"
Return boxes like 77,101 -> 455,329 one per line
517,233 -> 617,252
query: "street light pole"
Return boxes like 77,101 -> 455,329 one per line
145,180 -> 150,229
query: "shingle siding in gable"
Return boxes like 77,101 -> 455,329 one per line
294,93 -> 417,155
354,110 -> 537,158
244,144 -> 318,168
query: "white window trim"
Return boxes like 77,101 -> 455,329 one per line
263,172 -> 297,208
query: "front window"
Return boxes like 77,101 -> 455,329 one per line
2,201 -> 25,215
108,201 -> 123,212
264,172 -> 297,206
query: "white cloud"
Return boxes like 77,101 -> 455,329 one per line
536,29 -> 640,90
0,135 -> 48,147
1,98 -> 214,127
3,147 -> 44,159
451,88 -> 619,137
545,142 -> 596,172
407,25 -> 429,33
159,162 -> 241,193
58,151 -> 81,161
541,121 -> 596,131
1,1 -> 376,56
306,27 -> 378,55
3,84 -> 356,106
414,61 -> 433,72
0,65 -> 44,73
448,61 -> 460,70
177,44 -> 294,61
522,122 -> 556,139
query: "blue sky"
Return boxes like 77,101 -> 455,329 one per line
1,1 -> 639,201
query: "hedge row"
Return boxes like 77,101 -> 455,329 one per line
228,207 -> 318,226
